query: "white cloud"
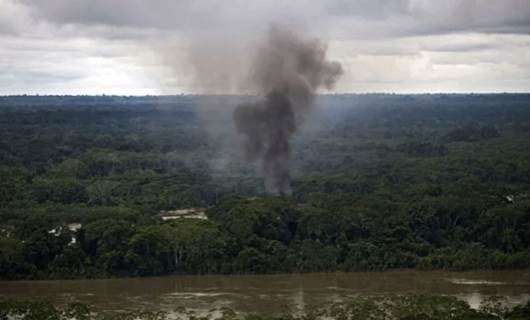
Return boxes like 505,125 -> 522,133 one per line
0,0 -> 529,94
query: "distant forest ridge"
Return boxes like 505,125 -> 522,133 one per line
1,93 -> 530,107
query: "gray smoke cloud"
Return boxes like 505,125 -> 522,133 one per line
233,27 -> 342,195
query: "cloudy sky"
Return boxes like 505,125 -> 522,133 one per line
1,0 -> 529,95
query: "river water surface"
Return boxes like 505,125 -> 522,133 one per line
1,270 -> 529,313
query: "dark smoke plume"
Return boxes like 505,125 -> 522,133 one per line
233,27 -> 342,195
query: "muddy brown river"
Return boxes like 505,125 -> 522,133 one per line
1,270 -> 529,313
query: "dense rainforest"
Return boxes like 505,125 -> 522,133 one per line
0,94 -> 530,279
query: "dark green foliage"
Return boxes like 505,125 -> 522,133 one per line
397,141 -> 448,157
1,94 -> 530,278
444,125 -> 500,142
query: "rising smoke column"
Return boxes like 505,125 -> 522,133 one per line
233,27 -> 342,195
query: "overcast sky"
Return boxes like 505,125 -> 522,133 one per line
1,0 -> 529,95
